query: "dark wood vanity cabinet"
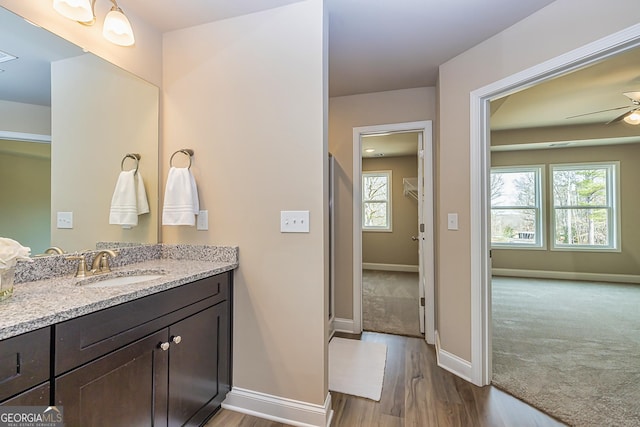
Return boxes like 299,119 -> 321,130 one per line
56,330 -> 169,426
54,272 -> 232,427
0,327 -> 50,406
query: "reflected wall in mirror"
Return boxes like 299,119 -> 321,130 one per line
0,6 -> 159,255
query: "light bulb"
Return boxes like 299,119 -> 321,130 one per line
102,7 -> 135,46
623,111 -> 640,125
53,0 -> 94,22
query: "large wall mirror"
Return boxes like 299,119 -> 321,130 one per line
0,6 -> 159,255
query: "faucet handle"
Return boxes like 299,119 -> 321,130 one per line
65,254 -> 89,278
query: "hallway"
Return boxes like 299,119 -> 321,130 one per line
208,332 -> 564,426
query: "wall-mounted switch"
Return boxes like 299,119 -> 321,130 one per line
57,212 -> 73,229
196,210 -> 208,230
447,213 -> 458,231
281,210 -> 310,233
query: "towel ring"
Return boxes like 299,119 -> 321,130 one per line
170,149 -> 194,169
121,153 -> 141,174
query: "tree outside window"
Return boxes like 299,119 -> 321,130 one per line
362,171 -> 392,231
490,166 -> 543,248
551,163 -> 618,250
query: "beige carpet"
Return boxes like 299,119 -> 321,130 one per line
492,277 -> 640,427
362,270 -> 421,337
328,337 -> 387,401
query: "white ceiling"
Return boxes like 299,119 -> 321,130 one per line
0,8 -> 83,106
491,47 -> 640,131
361,132 -> 419,158
2,0 -> 638,135
118,0 -> 558,97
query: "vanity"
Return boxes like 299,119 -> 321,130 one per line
0,244 -> 237,427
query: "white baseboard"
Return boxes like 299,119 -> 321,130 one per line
362,263 -> 419,273
492,268 -> 640,284
434,330 -> 473,383
333,317 -> 356,334
222,387 -> 333,427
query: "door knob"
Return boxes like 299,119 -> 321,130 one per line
411,235 -> 419,241
159,342 -> 170,351
172,335 -> 182,344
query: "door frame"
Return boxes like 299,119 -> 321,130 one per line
469,24 -> 640,386
352,120 -> 435,343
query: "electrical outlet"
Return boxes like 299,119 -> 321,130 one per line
447,213 -> 458,230
280,210 -> 310,233
196,210 -> 208,230
57,212 -> 73,229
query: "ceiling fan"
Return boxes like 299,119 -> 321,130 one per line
566,91 -> 640,125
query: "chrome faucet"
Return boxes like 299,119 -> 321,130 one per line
91,250 -> 119,274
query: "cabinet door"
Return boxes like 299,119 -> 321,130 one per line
0,327 -> 50,401
168,303 -> 229,427
56,330 -> 169,427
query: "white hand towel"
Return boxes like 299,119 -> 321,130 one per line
136,172 -> 150,215
162,167 -> 200,226
109,170 -> 150,229
109,170 -> 138,228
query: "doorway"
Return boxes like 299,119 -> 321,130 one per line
470,23 -> 640,386
352,121 -> 434,344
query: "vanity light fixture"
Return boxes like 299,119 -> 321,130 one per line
623,110 -> 640,125
53,0 -> 135,47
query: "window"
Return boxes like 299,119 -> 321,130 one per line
491,166 -> 544,248
362,171 -> 392,231
551,162 -> 618,251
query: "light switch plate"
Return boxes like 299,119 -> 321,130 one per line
281,210 -> 310,233
447,213 -> 458,230
196,210 -> 208,230
57,211 -> 73,229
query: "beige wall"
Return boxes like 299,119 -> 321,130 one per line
362,155 -> 419,266
51,54 -> 159,252
438,0 -> 640,360
162,0 -> 328,406
329,87 -> 436,319
492,143 -> 640,275
0,100 -> 50,135
0,0 -> 162,87
0,141 -> 50,254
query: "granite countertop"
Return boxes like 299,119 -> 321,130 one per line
0,244 -> 238,341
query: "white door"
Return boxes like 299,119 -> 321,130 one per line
417,133 -> 426,335
418,128 -> 435,344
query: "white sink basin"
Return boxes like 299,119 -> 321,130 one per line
76,270 -> 167,288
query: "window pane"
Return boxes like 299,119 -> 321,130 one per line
491,208 -> 537,244
364,202 -> 388,227
491,171 -> 536,207
552,168 -> 607,206
363,176 -> 388,201
554,208 -> 609,246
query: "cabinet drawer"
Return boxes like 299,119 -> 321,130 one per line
1,383 -> 50,406
0,327 -> 50,402
55,272 -> 229,375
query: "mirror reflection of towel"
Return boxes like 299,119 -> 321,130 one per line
162,167 -> 199,226
109,170 -> 150,229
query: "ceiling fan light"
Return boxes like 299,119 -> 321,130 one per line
623,111 -> 640,125
102,6 -> 135,46
53,0 -> 94,22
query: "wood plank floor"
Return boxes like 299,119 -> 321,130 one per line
205,332 -> 566,427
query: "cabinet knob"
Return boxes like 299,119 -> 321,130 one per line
172,335 -> 182,344
160,342 -> 170,351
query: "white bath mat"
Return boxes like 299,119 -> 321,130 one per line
328,337 -> 387,401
